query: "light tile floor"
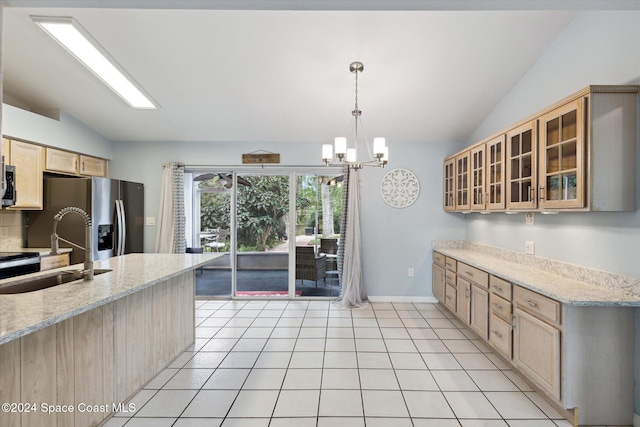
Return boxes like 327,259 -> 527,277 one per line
103,300 -> 623,427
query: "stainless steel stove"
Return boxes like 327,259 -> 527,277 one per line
0,252 -> 41,279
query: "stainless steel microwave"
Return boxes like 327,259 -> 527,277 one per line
2,164 -> 16,207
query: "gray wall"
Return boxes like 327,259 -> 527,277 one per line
109,139 -> 466,299
464,10 -> 640,415
2,104 -> 112,159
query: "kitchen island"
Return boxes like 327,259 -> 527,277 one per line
0,252 -> 219,427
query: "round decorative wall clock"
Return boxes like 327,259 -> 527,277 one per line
380,168 -> 420,208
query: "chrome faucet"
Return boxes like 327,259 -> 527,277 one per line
51,207 -> 94,280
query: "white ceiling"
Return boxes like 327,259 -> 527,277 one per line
1,2 -> 615,144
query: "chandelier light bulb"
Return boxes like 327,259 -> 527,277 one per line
346,148 -> 357,163
334,137 -> 347,155
322,144 -> 333,162
373,137 -> 386,156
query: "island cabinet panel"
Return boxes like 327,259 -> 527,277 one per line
0,270 -> 195,427
21,326 -> 57,427
0,339 -> 21,427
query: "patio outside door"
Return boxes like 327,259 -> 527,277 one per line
234,173 -> 290,298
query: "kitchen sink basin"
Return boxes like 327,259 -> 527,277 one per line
0,269 -> 112,294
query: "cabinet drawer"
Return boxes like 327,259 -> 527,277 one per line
445,270 -> 456,285
514,286 -> 561,326
489,293 -> 512,321
457,262 -> 489,288
433,252 -> 445,267
490,275 -> 512,300
445,257 -> 457,272
40,253 -> 70,271
445,284 -> 457,312
489,313 -> 512,359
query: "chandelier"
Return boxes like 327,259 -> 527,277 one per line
322,61 -> 388,169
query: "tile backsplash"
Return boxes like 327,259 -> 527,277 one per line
0,210 -> 26,251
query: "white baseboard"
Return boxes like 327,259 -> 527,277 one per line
634,412 -> 640,427
368,296 -> 438,303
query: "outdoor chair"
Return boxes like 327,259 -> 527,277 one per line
295,246 -> 326,287
204,228 -> 229,252
320,238 -> 338,271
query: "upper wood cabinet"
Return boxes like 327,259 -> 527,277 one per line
45,148 -> 108,177
538,98 -> 584,209
443,157 -> 456,211
486,135 -> 506,210
470,144 -> 486,210
3,139 -> 44,210
79,155 -> 107,177
443,85 -> 638,213
506,121 -> 537,210
46,147 -> 79,175
455,151 -> 471,211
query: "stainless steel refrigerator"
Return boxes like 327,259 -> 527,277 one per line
28,176 -> 144,265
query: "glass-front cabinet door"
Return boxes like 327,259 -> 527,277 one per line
538,99 -> 584,209
486,135 -> 506,210
470,145 -> 486,210
455,151 -> 471,211
443,157 -> 456,211
506,121 -> 537,210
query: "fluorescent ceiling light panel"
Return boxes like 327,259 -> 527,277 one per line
32,16 -> 158,109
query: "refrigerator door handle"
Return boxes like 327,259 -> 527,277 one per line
119,200 -> 127,255
115,200 -> 123,256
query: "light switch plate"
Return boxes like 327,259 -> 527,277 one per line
145,216 -> 156,226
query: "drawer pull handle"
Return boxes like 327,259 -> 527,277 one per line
491,330 -> 503,339
494,286 -> 503,292
465,270 -> 474,276
491,303 -> 502,309
525,300 -> 538,308
446,296 -> 452,300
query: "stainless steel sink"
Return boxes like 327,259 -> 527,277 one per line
0,269 -> 112,294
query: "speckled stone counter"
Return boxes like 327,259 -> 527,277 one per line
0,253 -> 220,345
433,240 -> 640,306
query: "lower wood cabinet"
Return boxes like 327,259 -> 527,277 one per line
469,284 -> 489,340
489,312 -> 512,359
432,263 -> 445,302
40,253 -> 70,271
431,251 -> 635,425
456,277 -> 471,323
513,307 -> 561,400
444,283 -> 457,312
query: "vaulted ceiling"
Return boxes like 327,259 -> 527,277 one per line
1,1 -> 633,144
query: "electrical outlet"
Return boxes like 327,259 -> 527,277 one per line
525,212 -> 535,225
145,216 -> 156,226
525,241 -> 535,255
408,268 -> 415,277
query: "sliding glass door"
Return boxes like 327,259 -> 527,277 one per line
294,173 -> 343,297
234,173 -> 290,297
189,167 -> 342,299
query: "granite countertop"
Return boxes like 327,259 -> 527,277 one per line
0,252 -> 221,345
433,245 -> 640,307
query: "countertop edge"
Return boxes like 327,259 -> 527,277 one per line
433,245 -> 640,307
0,253 -> 222,345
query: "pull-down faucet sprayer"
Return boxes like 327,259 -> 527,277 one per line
51,206 -> 94,280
